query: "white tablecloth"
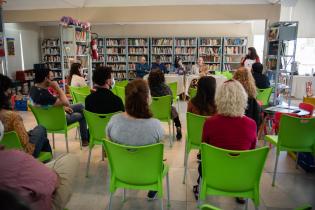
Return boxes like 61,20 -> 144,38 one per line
144,74 -> 185,95
291,76 -> 315,99
185,75 -> 227,95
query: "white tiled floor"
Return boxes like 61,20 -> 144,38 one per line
20,100 -> 315,210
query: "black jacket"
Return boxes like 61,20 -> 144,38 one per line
252,72 -> 270,89
245,97 -> 262,130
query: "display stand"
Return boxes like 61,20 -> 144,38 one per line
198,37 -> 222,72
222,37 -> 247,71
266,21 -> 298,105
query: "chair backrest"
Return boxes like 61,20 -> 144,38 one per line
69,86 -> 90,103
256,87 -> 273,106
201,143 -> 269,193
29,105 -> 67,132
278,114 -> 315,152
303,97 -> 315,107
115,86 -> 125,104
187,112 -> 207,147
188,88 -> 197,99
222,71 -> 233,80
200,204 -> 221,210
214,71 -> 222,76
83,110 -> 120,141
0,131 -> 23,149
72,91 -> 89,104
115,80 -> 129,87
299,102 -> 314,116
150,95 -> 172,121
167,82 -> 178,100
104,139 -> 164,185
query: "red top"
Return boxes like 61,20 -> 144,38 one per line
202,114 -> 257,150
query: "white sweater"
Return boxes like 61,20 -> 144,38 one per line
70,74 -> 87,87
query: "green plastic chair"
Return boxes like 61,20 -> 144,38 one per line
222,71 -> 233,80
214,71 -> 222,76
29,105 -> 81,153
188,87 -> 197,99
182,112 -> 207,184
69,86 -> 90,104
115,86 -> 125,105
256,87 -> 273,106
150,95 -> 173,147
200,204 -> 221,210
200,144 -> 269,209
72,91 -> 89,105
115,80 -> 129,87
167,82 -> 180,110
83,110 -> 121,177
294,205 -> 312,210
265,115 -> 315,186
103,140 -> 170,210
0,131 -> 52,163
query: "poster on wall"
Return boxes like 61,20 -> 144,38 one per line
6,38 -> 15,56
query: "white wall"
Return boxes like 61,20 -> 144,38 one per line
5,23 -> 40,78
280,0 -> 315,38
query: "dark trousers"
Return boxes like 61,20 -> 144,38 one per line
28,125 -> 52,158
66,104 -> 89,141
173,116 -> 181,128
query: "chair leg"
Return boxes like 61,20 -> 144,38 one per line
172,121 -> 175,142
102,146 -> 105,161
65,134 -> 69,153
197,177 -> 202,207
168,122 -> 172,148
182,147 -> 189,184
86,148 -> 92,177
108,193 -> 113,210
160,198 -> 164,210
122,189 -> 126,202
79,131 -> 82,150
244,199 -> 249,210
295,152 -> 299,169
52,133 -> 55,149
166,172 -> 170,207
75,128 -> 78,139
272,153 -> 280,187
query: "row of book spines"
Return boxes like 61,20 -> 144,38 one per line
43,55 -> 61,62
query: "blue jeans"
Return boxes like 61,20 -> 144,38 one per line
66,104 -> 89,141
28,125 -> 52,158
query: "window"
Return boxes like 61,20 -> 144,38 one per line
295,38 -> 315,75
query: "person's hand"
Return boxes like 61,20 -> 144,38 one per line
64,106 -> 73,114
49,81 -> 60,91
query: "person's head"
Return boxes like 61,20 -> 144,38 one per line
92,66 -> 113,89
148,69 -> 165,89
69,63 -> 82,83
233,67 -> 257,98
125,79 -> 152,119
191,76 -> 216,114
197,57 -> 204,66
215,79 -> 248,117
252,62 -> 264,74
0,189 -> 32,210
155,55 -> 161,64
34,68 -> 53,87
175,57 -> 182,68
247,47 -> 258,60
0,74 -> 13,110
140,56 -> 146,64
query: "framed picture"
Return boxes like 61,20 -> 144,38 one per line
6,38 -> 15,56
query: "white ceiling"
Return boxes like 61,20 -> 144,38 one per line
3,0 -> 276,11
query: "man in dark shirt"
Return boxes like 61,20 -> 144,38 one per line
151,55 -> 168,74
85,66 -> 124,114
252,62 -> 270,89
29,68 -> 89,146
135,56 -> 150,78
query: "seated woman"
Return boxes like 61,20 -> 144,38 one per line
106,79 -> 164,200
0,74 -> 52,158
233,67 -> 262,128
68,62 -> 87,87
148,69 -> 182,140
252,62 -> 270,89
174,56 -> 186,75
198,79 -> 257,203
187,76 -> 217,116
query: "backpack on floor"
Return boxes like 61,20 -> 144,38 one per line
297,152 -> 315,173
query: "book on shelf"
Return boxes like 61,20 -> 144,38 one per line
224,38 -> 247,46
76,45 -> 88,55
128,38 -> 147,46
42,39 -> 60,47
199,47 -> 220,55
75,30 -> 87,42
44,55 -> 61,62
128,47 -> 148,54
199,38 -> 221,46
92,55 -> 105,62
179,55 -> 196,62
175,47 -> 196,54
151,47 -> 172,54
107,64 -> 127,71
224,46 -> 245,55
152,38 -> 173,46
43,48 -> 60,55
129,63 -> 136,70
107,47 -> 126,54
224,55 -> 242,63
128,56 -> 145,62
205,64 -> 220,71
152,55 -> 173,63
107,55 -> 126,62
202,55 -> 220,63
106,39 -> 127,46
175,38 -> 197,46
97,38 -> 104,46
98,48 -> 104,54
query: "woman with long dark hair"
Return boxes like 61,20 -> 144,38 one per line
69,62 -> 87,87
174,56 -> 186,75
188,76 -> 217,116
241,47 -> 260,70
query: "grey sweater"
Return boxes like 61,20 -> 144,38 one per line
106,113 -> 164,146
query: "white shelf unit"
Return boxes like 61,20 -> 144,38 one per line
150,37 -> 174,72
174,37 -> 198,71
222,37 -> 247,71
60,25 -> 92,90
105,38 -> 128,80
41,38 -> 62,78
198,37 -> 222,72
127,37 -> 149,80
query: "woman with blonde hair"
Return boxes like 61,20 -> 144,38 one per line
233,67 -> 261,128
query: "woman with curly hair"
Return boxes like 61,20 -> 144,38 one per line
233,67 -> 262,128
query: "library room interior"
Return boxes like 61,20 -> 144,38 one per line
0,0 -> 315,210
